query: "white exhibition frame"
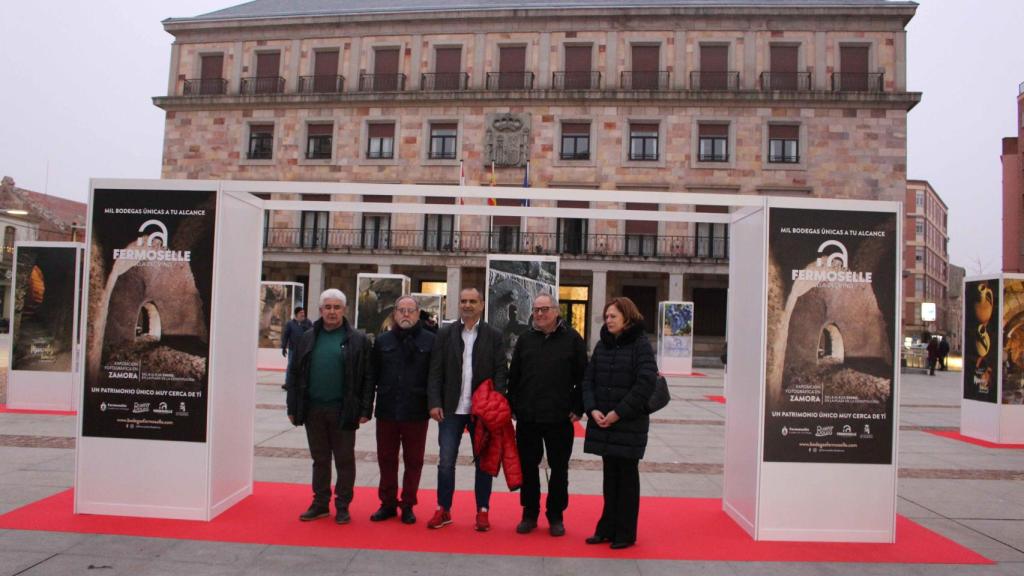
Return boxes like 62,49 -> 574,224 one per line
961,273 -> 1024,443
723,196 -> 903,543
657,301 -> 695,376
6,241 -> 84,412
75,179 -> 263,520
257,281 -> 304,370
71,178 -> 903,541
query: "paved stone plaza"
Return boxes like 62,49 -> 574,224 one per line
0,363 -> 1022,575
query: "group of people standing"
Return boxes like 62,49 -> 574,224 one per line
282,286 -> 658,549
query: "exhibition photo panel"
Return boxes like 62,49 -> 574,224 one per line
11,244 -> 79,373
964,278 -> 1000,404
485,254 -> 559,360
82,188 -> 218,443
763,207 -> 899,465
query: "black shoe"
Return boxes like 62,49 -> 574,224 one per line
335,507 -> 351,524
516,517 -> 538,534
610,541 -> 635,550
549,520 -> 566,537
299,504 -> 329,522
401,507 -> 416,524
585,535 -> 610,545
370,506 -> 397,522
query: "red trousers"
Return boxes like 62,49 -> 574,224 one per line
376,419 -> 429,509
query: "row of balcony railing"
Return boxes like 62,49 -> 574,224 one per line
263,228 -> 730,261
182,71 -> 885,96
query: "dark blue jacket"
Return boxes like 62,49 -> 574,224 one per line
286,318 -> 373,429
369,321 -> 435,421
282,318 -> 312,353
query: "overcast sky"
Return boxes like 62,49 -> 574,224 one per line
1,0 -> 1021,273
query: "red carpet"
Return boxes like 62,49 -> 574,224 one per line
705,395 -> 726,404
0,404 -> 76,416
0,483 -> 990,564
258,366 -> 287,372
574,420 -> 585,437
927,430 -> 1024,449
662,372 -> 707,377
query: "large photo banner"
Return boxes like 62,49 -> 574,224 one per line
11,245 -> 78,372
486,255 -> 559,358
82,188 -> 217,443
1001,278 -> 1024,405
355,274 -> 411,336
658,301 -> 694,359
963,278 -> 1000,403
763,207 -> 898,464
258,282 -> 296,349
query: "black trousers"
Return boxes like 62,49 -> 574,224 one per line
304,406 -> 356,509
516,420 -> 574,521
595,455 -> 640,543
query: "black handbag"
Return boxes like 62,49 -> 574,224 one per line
647,375 -> 671,414
633,336 -> 671,414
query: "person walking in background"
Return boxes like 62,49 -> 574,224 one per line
508,293 -> 587,537
927,336 -> 939,376
582,297 -> 657,550
367,296 -> 435,524
286,289 -> 373,524
281,306 -> 312,390
938,337 -> 951,371
426,287 -> 507,532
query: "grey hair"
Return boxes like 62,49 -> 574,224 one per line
395,295 -> 419,309
534,292 -> 559,309
319,288 -> 347,306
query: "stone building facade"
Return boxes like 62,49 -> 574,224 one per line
902,179 -> 949,342
1003,81 -> 1024,273
154,0 -> 920,351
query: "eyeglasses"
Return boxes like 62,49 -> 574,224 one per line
532,306 -> 554,314
396,308 -> 418,315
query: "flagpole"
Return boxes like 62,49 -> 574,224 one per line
455,159 -> 464,240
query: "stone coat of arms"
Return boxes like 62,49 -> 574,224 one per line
484,113 -> 531,168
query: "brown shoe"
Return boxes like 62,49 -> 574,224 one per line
475,509 -> 490,532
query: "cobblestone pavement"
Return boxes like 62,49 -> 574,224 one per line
1,362 -> 1022,576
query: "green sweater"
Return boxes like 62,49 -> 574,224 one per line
309,326 -> 346,408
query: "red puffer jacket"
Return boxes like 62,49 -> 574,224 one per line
471,379 -> 522,491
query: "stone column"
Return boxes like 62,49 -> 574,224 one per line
167,43 -> 181,96
446,266 -> 462,320
538,32 -> 551,89
590,270 -> 608,351
377,264 -> 392,274
348,37 -> 362,93
307,262 -> 324,320
669,273 -> 684,302
289,39 -> 301,93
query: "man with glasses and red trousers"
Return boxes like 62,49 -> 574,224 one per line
426,287 -> 507,531
367,295 -> 435,524
508,292 -> 587,536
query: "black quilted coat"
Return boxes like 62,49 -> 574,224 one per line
582,323 -> 657,460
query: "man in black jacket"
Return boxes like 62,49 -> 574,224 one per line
426,287 -> 507,532
367,296 -> 435,525
281,306 -> 312,390
286,289 -> 373,524
508,293 -> 587,537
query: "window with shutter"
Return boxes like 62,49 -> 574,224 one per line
367,123 -> 395,159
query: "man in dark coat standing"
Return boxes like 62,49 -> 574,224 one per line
281,306 -> 312,390
508,293 -> 587,537
367,295 -> 435,524
287,289 -> 373,524
426,287 -> 507,532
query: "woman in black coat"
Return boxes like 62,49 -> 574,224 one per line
582,296 -> 657,549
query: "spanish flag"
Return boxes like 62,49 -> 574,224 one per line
487,161 -> 497,205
